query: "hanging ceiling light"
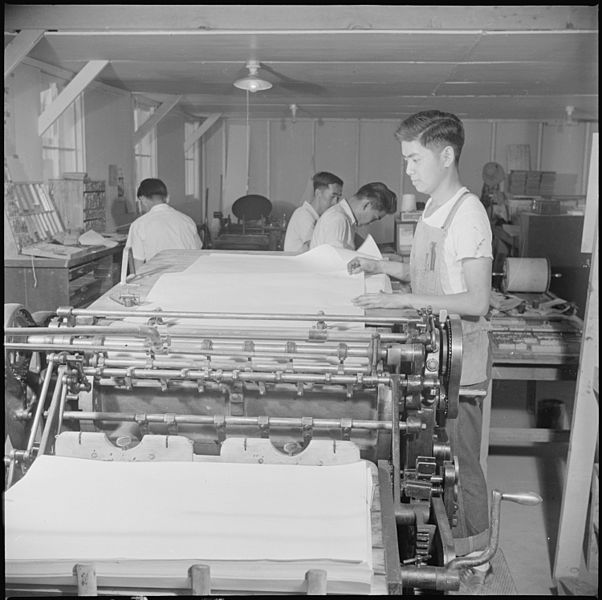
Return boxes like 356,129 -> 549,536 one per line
233,60 -> 272,93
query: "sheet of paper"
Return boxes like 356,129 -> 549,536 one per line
182,240 -> 381,276
136,270 -> 364,330
126,242 -> 391,329
356,234 -> 382,259
78,229 -> 118,248
5,456 -> 373,592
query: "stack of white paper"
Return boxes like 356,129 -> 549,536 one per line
129,239 -> 390,330
5,455 -> 374,594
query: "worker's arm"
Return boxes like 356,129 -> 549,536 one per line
133,257 -> 145,272
352,257 -> 491,317
348,257 -> 410,281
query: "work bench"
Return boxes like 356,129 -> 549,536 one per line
480,311 -> 582,476
5,243 -> 125,314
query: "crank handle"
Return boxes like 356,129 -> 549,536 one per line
447,488 -> 542,571
501,491 -> 542,506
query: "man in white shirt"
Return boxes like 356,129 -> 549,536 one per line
126,178 -> 202,269
283,171 -> 343,252
310,182 -> 397,250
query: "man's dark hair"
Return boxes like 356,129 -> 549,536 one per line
137,178 -> 168,199
312,171 -> 343,192
356,182 -> 397,214
396,110 -> 465,164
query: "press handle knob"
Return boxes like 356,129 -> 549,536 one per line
501,491 -> 542,506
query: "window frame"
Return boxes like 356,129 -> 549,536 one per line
39,74 -> 85,181
133,97 -> 158,183
184,121 -> 201,200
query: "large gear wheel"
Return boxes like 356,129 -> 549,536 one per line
4,304 -> 37,386
442,315 -> 462,420
5,304 -> 46,486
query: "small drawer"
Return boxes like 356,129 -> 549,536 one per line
70,280 -> 104,308
69,272 -> 97,294
68,262 -> 97,280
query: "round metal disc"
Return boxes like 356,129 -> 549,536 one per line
231,194 -> 272,221
444,315 -> 463,419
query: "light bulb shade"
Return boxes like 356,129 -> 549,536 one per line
233,75 -> 272,93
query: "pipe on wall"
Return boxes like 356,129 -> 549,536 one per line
489,121 -> 497,162
536,122 -> 544,170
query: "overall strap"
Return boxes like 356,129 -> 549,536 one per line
442,191 -> 472,231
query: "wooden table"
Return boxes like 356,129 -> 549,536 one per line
5,243 -> 125,313
480,328 -> 581,476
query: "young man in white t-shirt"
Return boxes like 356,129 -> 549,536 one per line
283,171 -> 343,253
348,110 -> 493,588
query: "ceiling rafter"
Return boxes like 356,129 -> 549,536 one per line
38,60 -> 108,136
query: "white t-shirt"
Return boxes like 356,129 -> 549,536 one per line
422,187 -> 492,294
126,203 -> 203,262
310,199 -> 356,250
283,201 -> 320,252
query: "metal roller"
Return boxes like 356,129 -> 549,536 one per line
494,257 -> 561,293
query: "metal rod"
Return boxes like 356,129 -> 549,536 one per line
378,461 -> 403,594
56,381 -> 69,435
2,348 -> 385,381
101,357 -> 371,374
399,565 -> 460,591
5,326 -> 162,348
60,411 -> 412,431
145,327 -> 409,343
7,326 -> 410,345
4,341 -> 371,363
5,342 -> 155,353
57,306 -> 421,325
106,347 -> 371,361
38,365 -> 67,456
92,367 -> 392,386
26,358 -> 55,456
178,340 -> 372,354
7,337 -> 375,354
391,376 -> 401,503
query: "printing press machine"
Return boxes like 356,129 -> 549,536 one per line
4,249 -> 541,596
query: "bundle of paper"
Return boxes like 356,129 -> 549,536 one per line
5,456 -> 374,594
125,239 -> 390,330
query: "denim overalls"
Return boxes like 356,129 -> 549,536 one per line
410,191 -> 491,554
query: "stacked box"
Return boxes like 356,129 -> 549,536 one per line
526,171 -> 542,195
508,170 -> 528,194
540,172 -> 557,196
508,170 -> 557,196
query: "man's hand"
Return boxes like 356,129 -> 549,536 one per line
347,257 -> 382,275
352,292 -> 408,309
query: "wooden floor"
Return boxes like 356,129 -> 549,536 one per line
450,548 -> 517,596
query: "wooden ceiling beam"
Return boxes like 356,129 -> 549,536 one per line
38,59 -> 109,136
133,95 -> 182,146
183,113 -> 221,152
4,6 -> 597,32
4,29 -> 45,78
